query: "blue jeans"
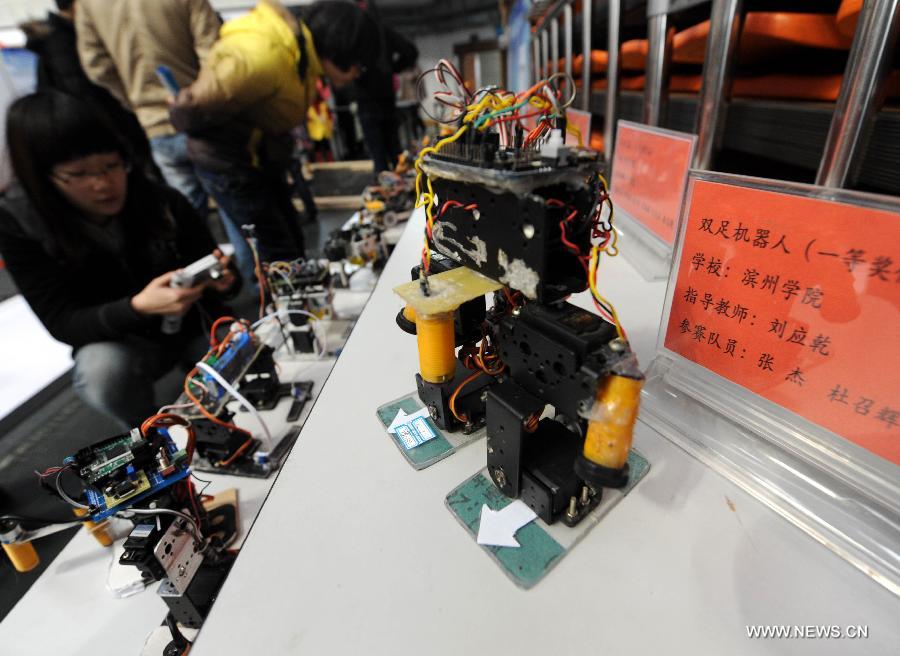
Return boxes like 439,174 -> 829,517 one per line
150,135 -> 254,282
150,134 -> 208,210
195,163 -> 304,272
73,337 -> 207,431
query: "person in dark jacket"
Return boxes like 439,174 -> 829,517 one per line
353,20 -> 418,173
21,0 -> 157,180
0,92 -> 238,429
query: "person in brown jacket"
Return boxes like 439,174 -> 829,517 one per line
20,0 -> 157,179
75,0 -> 221,217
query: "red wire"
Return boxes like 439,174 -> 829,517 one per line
438,200 -> 464,216
209,316 -> 238,347
558,209 -> 581,255
185,480 -> 203,523
438,200 -> 478,218
547,196 -> 619,325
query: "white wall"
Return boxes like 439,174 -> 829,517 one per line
413,25 -> 497,80
412,24 -> 501,122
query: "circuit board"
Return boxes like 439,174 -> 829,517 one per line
71,428 -> 191,521
201,331 -> 257,402
80,433 -> 140,484
170,330 -> 265,418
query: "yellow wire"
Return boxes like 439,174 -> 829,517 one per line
414,124 -> 468,210
597,173 -> 614,224
588,245 -> 625,341
566,121 -> 584,147
414,123 -> 469,271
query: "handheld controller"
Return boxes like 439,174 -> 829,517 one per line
161,245 -> 235,335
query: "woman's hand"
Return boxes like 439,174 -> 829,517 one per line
208,248 -> 237,293
130,271 -> 205,316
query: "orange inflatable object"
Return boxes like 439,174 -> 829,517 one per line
836,0 -> 861,38
674,13 -> 853,66
582,70 -> 900,102
563,12 -> 851,79
582,50 -> 608,74
621,39 -> 649,71
558,51 -> 607,78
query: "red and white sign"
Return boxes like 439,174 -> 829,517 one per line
611,121 -> 696,245
664,178 -> 900,466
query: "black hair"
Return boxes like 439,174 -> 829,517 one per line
6,91 -> 171,262
301,1 -> 381,72
55,0 -> 75,12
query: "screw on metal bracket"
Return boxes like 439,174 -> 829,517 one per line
493,467 -> 507,489
566,496 -> 578,521
580,485 -> 590,506
428,405 -> 438,420
177,565 -> 186,577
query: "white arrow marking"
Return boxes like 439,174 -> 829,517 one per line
476,500 -> 538,548
386,409 -> 408,433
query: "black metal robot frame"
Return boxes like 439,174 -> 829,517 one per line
396,132 -> 643,527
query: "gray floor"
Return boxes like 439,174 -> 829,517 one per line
0,207 -> 355,620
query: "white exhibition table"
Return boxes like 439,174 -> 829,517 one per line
186,211 -> 897,656
1,212 -> 897,655
0,290 -> 374,655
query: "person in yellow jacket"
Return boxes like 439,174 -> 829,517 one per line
170,0 -> 378,266
307,78 -> 334,162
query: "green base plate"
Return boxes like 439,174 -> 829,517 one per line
376,392 -> 485,470
446,449 -> 650,588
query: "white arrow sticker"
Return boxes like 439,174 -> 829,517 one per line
386,409 -> 408,433
476,501 -> 538,548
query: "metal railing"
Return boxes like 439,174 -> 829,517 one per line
532,0 -> 592,113
532,0 -> 614,159
530,0 -> 899,188
816,0 -> 900,188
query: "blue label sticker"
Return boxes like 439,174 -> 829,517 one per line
411,417 -> 436,440
395,417 -> 438,450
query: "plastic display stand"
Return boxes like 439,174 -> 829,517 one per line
610,121 -> 697,282
614,217 -> 673,281
640,171 -> 900,596
376,392 -> 485,469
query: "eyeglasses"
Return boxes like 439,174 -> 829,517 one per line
51,161 -> 131,186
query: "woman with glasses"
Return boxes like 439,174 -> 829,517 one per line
0,91 -> 239,429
